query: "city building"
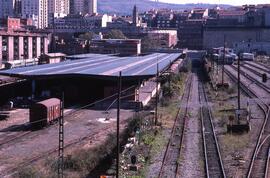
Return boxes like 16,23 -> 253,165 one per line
88,0 -> 97,15
171,11 -> 189,28
203,4 -> 270,50
189,8 -> 208,19
0,0 -> 21,18
233,41 -> 270,55
48,0 -> 69,25
89,39 -> 141,55
0,30 -> 49,68
51,14 -> 112,33
70,0 -> 97,15
21,0 -> 48,29
178,19 -> 205,50
0,17 -> 34,31
141,9 -> 157,27
156,10 -> 174,28
203,26 -> 270,49
146,29 -> 178,48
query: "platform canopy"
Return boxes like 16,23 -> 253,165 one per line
0,53 -> 181,79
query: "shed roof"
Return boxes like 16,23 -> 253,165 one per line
0,53 -> 181,79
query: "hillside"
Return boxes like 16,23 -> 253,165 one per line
97,0 -> 232,15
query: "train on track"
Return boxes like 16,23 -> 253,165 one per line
211,47 -> 238,65
30,98 -> 61,128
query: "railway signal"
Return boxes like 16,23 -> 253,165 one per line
262,73 -> 267,83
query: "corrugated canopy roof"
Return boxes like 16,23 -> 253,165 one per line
0,53 -> 181,79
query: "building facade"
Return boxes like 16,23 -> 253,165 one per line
0,0 -> 14,18
0,30 -> 49,68
21,0 -> 48,29
70,0 -> 97,15
48,0 -> 69,25
52,14 -> 112,33
89,39 -> 141,55
178,19 -> 205,50
146,30 -> 178,48
203,26 -> 270,49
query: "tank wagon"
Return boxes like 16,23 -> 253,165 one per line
30,98 -> 61,128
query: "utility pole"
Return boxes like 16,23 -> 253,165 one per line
222,35 -> 226,85
155,59 -> 159,126
237,55 -> 241,124
116,71 -> 122,178
58,91 -> 64,178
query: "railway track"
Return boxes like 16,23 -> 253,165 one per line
224,66 -> 270,178
0,86 -> 137,177
229,65 -> 270,93
241,64 -> 270,79
243,61 -> 270,75
158,73 -> 193,178
0,106 -> 81,149
3,118 -> 129,177
198,80 -> 226,178
0,120 -> 35,149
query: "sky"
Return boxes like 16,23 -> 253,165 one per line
157,0 -> 269,6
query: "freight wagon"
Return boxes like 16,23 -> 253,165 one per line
30,98 -> 61,128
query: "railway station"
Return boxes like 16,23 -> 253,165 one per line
0,52 -> 183,106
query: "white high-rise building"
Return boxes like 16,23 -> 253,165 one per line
88,0 -> 97,14
48,0 -> 69,25
48,0 -> 69,15
22,0 -> 48,29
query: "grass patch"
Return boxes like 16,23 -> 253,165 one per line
16,115 -> 141,178
221,134 -> 249,153
17,167 -> 42,178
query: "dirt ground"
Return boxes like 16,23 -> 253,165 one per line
206,69 -> 265,178
178,71 -> 204,178
0,107 -> 133,177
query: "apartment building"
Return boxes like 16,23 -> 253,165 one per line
21,0 -> 48,29
0,30 -> 49,68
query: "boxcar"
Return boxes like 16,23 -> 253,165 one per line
30,98 -> 61,128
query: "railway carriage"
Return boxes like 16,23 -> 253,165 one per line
30,98 -> 61,128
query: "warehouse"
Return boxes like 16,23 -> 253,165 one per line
0,53 -> 182,105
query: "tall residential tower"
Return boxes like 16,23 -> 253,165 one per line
22,0 -> 48,29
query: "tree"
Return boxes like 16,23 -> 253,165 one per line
106,29 -> 126,39
141,35 -> 158,52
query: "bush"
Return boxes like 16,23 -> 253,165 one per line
162,83 -> 173,97
160,98 -> 170,107
17,167 -> 41,178
227,86 -> 236,95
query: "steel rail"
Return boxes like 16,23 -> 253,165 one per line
243,61 -> 270,75
224,67 -> 270,178
229,65 -> 270,93
158,73 -> 193,178
199,79 -> 226,178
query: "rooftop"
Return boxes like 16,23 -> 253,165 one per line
0,53 -> 181,79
